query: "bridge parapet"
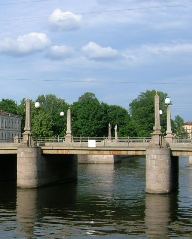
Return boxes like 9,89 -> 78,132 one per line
35,136 -> 151,148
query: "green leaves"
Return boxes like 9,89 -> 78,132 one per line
173,115 -> 188,138
0,99 -> 18,114
72,93 -> 105,137
0,91 -> 187,139
32,110 -> 53,138
129,90 -> 168,137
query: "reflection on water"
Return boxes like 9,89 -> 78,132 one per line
145,194 -> 178,239
17,189 -> 38,238
0,157 -> 192,238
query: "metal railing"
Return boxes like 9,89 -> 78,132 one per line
32,136 -> 151,148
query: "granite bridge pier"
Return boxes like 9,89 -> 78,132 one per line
0,94 -> 192,194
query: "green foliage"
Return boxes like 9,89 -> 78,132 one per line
129,90 -> 167,137
0,91 -> 187,139
104,104 -> 131,137
71,92 -> 132,137
32,110 -> 53,138
34,94 -> 69,137
0,99 -> 18,114
173,115 -> 188,138
72,93 -> 107,137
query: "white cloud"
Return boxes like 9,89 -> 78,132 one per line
49,9 -> 82,31
142,43 -> 192,55
47,45 -> 74,60
123,42 -> 192,66
0,32 -> 50,56
82,41 -> 119,60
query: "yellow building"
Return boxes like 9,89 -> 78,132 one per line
183,122 -> 192,139
0,111 -> 21,142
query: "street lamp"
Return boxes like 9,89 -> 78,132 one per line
165,97 -> 171,105
60,111 -> 64,117
60,108 -> 72,143
165,96 -> 173,142
35,101 -> 40,109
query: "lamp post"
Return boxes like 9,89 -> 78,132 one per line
165,97 -> 173,143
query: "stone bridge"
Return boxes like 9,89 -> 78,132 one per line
0,94 -> 192,194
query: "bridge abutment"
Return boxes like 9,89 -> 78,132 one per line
78,155 -> 121,164
17,146 -> 77,188
146,146 -> 172,193
146,145 -> 178,194
188,156 -> 192,165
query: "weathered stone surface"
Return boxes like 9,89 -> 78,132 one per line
17,146 -> 77,188
78,155 -> 121,164
146,147 -> 173,193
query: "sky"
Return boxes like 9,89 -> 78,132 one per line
0,0 -> 192,121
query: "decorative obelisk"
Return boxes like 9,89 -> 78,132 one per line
151,92 -> 162,146
108,123 -> 112,141
114,124 -> 118,141
22,99 -> 32,146
65,107 -> 72,143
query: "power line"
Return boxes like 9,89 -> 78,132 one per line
0,1 -> 191,20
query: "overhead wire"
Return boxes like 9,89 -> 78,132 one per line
0,0 -> 191,23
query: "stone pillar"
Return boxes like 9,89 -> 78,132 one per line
17,145 -> 78,188
22,99 -> 33,146
165,103 -> 173,144
108,123 -> 112,141
151,93 -> 162,146
146,93 -> 175,194
153,92 -> 161,134
65,107 -> 72,143
189,156 -> 192,165
114,124 -> 118,141
146,147 -> 172,193
17,146 -> 42,188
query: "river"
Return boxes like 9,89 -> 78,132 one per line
0,157 -> 192,238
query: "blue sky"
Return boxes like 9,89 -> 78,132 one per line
0,0 -> 192,120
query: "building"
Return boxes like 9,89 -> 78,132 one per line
183,122 -> 192,139
0,111 -> 21,142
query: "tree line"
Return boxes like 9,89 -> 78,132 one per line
0,90 -> 187,138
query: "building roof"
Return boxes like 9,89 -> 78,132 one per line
184,122 -> 192,125
0,111 -> 21,118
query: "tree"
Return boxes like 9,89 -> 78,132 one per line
0,99 -> 18,114
104,104 -> 131,137
34,94 -> 69,137
32,110 -> 53,138
129,90 -> 167,137
173,115 -> 188,138
72,92 -> 106,137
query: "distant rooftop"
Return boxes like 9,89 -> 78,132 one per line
184,122 -> 192,125
0,110 -> 21,118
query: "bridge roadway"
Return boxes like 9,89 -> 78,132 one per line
0,137 -> 192,157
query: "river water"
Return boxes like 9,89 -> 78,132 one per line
0,157 -> 192,238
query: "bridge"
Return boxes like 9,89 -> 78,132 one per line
0,137 -> 192,156
0,94 -> 192,194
